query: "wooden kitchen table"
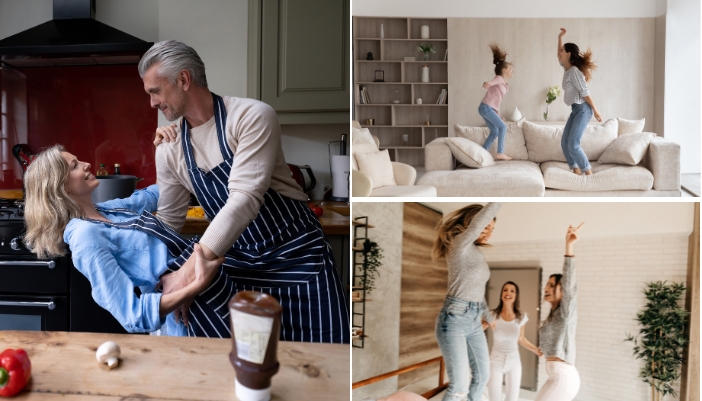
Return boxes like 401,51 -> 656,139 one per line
1,331 -> 349,401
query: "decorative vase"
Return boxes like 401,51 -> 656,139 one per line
421,66 -> 430,83
510,107 -> 522,122
380,24 -> 384,39
543,103 -> 550,121
416,97 -> 423,104
420,25 -> 430,39
423,52 -> 430,61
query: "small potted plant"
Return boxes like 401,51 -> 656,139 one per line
416,43 -> 436,61
543,85 -> 562,121
361,239 -> 383,294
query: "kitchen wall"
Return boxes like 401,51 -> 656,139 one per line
0,0 -> 347,188
351,202 -> 404,401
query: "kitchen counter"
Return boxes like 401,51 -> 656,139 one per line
0,190 -> 350,236
182,201 -> 350,236
2,330 -> 349,401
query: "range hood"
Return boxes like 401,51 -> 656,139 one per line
0,0 -> 154,67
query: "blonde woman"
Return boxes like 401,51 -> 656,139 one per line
432,202 -> 503,401
535,223 -> 584,401
23,145 -> 226,336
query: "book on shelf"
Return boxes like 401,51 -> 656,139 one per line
436,89 -> 447,104
358,86 -> 371,104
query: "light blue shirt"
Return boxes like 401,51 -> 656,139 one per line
64,184 -> 187,336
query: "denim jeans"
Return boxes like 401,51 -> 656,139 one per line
478,102 -> 507,154
534,361 -> 580,401
561,102 -> 593,172
435,296 -> 490,401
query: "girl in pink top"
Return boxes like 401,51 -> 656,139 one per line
479,44 -> 513,160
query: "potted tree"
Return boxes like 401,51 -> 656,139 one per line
625,281 -> 690,401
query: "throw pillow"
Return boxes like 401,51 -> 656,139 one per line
453,118 -> 529,160
616,118 -> 646,136
354,149 -> 397,189
522,118 -> 618,162
445,137 -> 495,168
352,126 -> 376,145
598,132 -> 656,165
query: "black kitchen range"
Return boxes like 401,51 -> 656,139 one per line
0,197 -> 126,333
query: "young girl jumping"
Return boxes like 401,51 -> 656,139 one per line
480,44 -> 513,160
484,282 -> 542,401
557,28 -> 603,175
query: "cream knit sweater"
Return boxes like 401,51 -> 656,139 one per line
155,96 -> 307,256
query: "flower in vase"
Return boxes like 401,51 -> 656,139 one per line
417,43 -> 437,60
545,85 -> 563,105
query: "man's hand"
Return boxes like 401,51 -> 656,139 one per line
157,243 -> 223,326
154,123 -> 178,146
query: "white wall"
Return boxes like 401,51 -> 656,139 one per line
353,0 -> 665,18
481,233 -> 689,401
352,202 -> 404,401
664,0 -> 701,174
423,202 -> 694,243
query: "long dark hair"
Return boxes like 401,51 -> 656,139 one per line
563,42 -> 597,82
545,273 -> 563,321
492,281 -> 523,321
489,43 -> 510,76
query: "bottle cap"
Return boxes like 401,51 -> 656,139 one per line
99,164 -> 105,167
235,379 -> 271,401
114,164 -> 121,167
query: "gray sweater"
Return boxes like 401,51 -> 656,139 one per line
446,202 -> 503,307
539,257 -> 578,365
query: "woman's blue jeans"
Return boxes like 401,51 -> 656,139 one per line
561,102 -> 593,172
478,102 -> 507,154
435,296 -> 490,401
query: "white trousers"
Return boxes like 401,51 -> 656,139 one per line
534,361 -> 580,401
487,351 -> 522,401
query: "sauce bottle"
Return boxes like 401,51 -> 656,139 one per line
96,164 -> 109,176
113,163 -> 121,175
229,291 -> 282,401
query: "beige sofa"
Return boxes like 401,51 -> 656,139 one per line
417,119 -> 681,197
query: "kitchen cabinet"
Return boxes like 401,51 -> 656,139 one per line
249,0 -> 349,124
2,330 -> 349,400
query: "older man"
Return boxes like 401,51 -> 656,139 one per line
138,40 -> 348,343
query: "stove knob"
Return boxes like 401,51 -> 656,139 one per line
10,237 -> 20,251
0,240 -> 4,247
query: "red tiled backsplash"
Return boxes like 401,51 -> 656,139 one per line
0,65 -> 157,189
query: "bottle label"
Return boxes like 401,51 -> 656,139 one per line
231,309 -> 274,364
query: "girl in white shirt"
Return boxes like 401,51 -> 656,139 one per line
484,281 -> 542,401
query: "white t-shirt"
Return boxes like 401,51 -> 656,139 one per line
491,312 -> 529,354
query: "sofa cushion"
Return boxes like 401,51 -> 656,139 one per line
445,137 -> 495,168
354,150 -> 397,189
617,118 -> 645,136
371,185 -> 437,197
416,160 -> 545,196
598,132 -> 656,165
522,119 -> 618,162
453,118 -> 529,160
541,161 -> 653,191
352,143 -> 379,170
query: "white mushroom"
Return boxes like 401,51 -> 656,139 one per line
96,341 -> 121,369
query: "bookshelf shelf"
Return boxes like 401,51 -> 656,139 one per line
353,17 -> 449,168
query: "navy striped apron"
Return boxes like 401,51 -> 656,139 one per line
179,93 -> 349,343
88,209 -> 235,338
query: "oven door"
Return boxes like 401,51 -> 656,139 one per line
0,295 -> 68,331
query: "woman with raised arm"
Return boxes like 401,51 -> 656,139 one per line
557,28 -> 602,175
535,223 -> 584,401
485,281 -> 542,401
432,202 -> 503,401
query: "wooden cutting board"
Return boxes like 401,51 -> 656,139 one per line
2,331 -> 349,401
